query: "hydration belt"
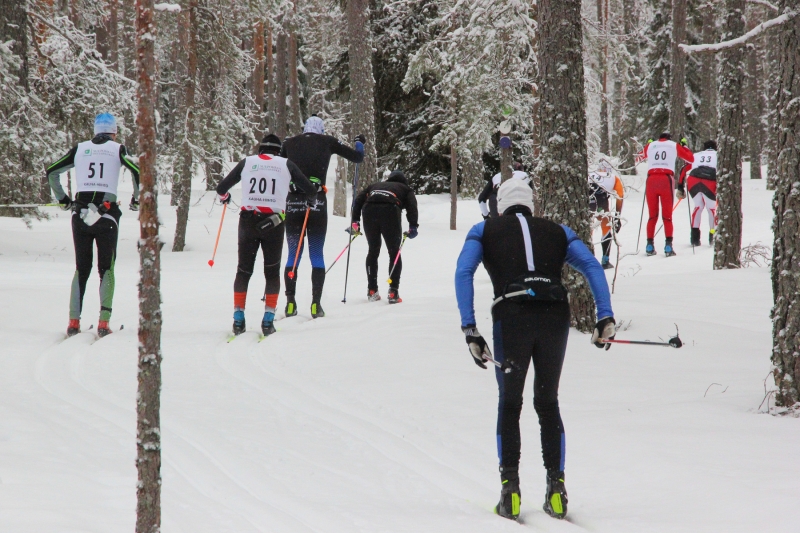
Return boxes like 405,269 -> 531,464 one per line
491,273 -> 568,309
290,177 -> 326,193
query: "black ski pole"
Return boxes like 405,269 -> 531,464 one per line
634,182 -> 647,254
342,162 -> 360,303
687,190 -> 695,254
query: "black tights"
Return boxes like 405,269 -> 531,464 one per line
363,203 -> 403,291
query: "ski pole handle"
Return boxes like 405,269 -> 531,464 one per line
484,354 -> 515,373
208,205 -> 228,267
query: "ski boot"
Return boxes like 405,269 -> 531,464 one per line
261,311 -> 276,337
601,255 -> 614,270
645,239 -> 656,256
709,228 -> 716,245
368,289 -> 381,302
232,309 -> 246,335
97,320 -> 113,337
690,228 -> 701,247
285,298 -> 297,317
664,237 -> 676,257
67,319 -> 81,337
311,302 -> 325,319
388,289 -> 402,304
543,470 -> 568,520
495,468 -> 521,521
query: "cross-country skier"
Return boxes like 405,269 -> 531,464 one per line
677,140 -> 718,246
455,179 -> 615,521
350,170 -> 419,303
588,160 -> 625,269
279,115 -> 365,318
478,162 -> 531,219
639,133 -> 694,256
215,134 -> 316,336
46,113 -> 140,337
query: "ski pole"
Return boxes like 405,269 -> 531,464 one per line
688,192 -> 695,254
208,205 -> 228,267
387,233 -> 408,285
634,182 -> 647,254
654,198 -> 684,237
326,232 -> 360,274
342,162 -> 360,303
0,203 -> 60,208
484,353 -> 515,373
288,207 -> 311,280
601,337 -> 683,348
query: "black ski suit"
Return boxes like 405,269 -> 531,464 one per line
455,206 -> 613,476
46,134 -> 140,322
279,133 -> 364,304
352,172 -> 418,291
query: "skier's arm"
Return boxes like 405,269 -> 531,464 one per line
678,162 -> 692,187
216,160 -> 245,196
455,222 -> 485,328
46,146 -> 77,201
119,145 -> 140,198
351,186 -> 369,223
288,160 -> 317,201
561,225 -> 613,319
477,179 -> 494,217
405,189 -> 419,227
677,143 -> 694,163
613,176 -> 624,213
329,137 -> 365,164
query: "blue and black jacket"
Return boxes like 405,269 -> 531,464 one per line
455,206 -> 613,328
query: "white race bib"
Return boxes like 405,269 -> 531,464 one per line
646,140 -> 678,172
589,171 -> 616,193
694,149 -> 717,169
74,140 -> 123,197
240,154 -> 293,212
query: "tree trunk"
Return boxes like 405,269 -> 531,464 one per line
275,28 -> 288,139
266,22 -> 274,133
173,0 -> 198,252
134,0 -> 162,531
669,0 -> 687,137
500,141 -> 512,182
618,0 -> 640,169
745,42 -> 764,180
597,0 -> 609,154
334,156 -> 347,217
170,8 -> 188,207
253,21 -> 265,137
765,26 -> 781,190
288,31 -> 302,134
713,0 -> 746,270
346,0 -> 378,190
537,0 -> 595,332
450,145 -> 457,230
698,1 -> 718,144
459,152 -> 484,197
771,0 -> 800,408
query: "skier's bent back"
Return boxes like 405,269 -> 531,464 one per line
454,179 -> 616,521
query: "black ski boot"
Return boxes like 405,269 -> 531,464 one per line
261,311 -> 276,337
388,289 -> 402,304
664,237 -> 676,257
232,309 -> 246,335
645,239 -> 656,256
285,298 -> 298,317
495,468 -> 521,521
601,255 -> 614,270
311,302 -> 325,318
543,470 -> 568,520
690,228 -> 701,247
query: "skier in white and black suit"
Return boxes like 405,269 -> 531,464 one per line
477,162 -> 531,218
455,179 -> 616,521
45,113 -> 140,338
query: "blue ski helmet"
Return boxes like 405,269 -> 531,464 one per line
94,113 -> 117,135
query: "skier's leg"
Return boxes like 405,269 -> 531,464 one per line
660,175 -> 674,239
235,213 -> 260,310
645,175 -> 660,239
93,217 -> 119,323
306,193 -> 328,306
70,214 -> 94,320
283,193 -> 306,302
363,205 -> 383,292
260,219 -> 285,312
384,206 -> 403,290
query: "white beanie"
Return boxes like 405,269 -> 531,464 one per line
303,115 -> 324,134
497,178 -> 534,215
94,113 -> 117,135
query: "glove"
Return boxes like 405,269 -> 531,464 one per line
305,196 -> 317,209
676,187 -> 686,200
354,134 -> 366,144
483,214 -> 490,220
59,196 -> 73,211
346,221 -> 360,235
407,225 -> 418,239
219,192 -> 231,205
462,325 -> 490,369
591,316 -> 616,350
355,141 -> 364,154
680,137 -> 689,147
129,196 -> 139,211
613,218 -> 621,234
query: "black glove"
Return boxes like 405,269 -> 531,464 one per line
59,196 -> 73,211
591,316 -> 616,350
462,325 -> 490,369
305,196 -> 317,209
129,196 -> 139,211
354,134 -> 366,144
407,226 -> 418,239
482,214 -> 490,220
219,192 -> 231,205
613,218 -> 621,234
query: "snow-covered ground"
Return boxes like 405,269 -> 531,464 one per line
1,161 -> 797,532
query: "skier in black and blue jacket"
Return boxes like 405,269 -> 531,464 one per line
455,179 -> 616,521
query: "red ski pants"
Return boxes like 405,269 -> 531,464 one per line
646,172 -> 675,239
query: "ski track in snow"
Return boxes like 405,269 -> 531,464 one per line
1,162 -> 798,532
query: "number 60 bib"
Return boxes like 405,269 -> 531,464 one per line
240,154 -> 292,213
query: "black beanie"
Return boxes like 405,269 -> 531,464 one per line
703,140 -> 717,151
387,170 -> 408,184
260,134 -> 282,154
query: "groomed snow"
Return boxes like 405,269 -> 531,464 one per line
0,161 -> 797,532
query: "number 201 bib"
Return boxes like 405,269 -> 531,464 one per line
240,154 -> 292,212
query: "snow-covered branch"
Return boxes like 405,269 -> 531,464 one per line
747,0 -> 779,12
680,11 -> 796,53
154,3 -> 182,12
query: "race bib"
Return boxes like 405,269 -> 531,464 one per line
240,154 -> 292,212
74,140 -> 123,196
646,140 -> 678,172
694,150 -> 717,169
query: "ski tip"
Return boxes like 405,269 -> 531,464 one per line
120,324 -> 124,331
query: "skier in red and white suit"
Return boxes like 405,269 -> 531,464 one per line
638,133 -> 694,256
677,140 -> 718,246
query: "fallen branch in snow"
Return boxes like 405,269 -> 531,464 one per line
680,11 -> 797,53
740,242 -> 772,267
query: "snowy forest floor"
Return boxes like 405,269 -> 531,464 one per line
0,162 -> 798,532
